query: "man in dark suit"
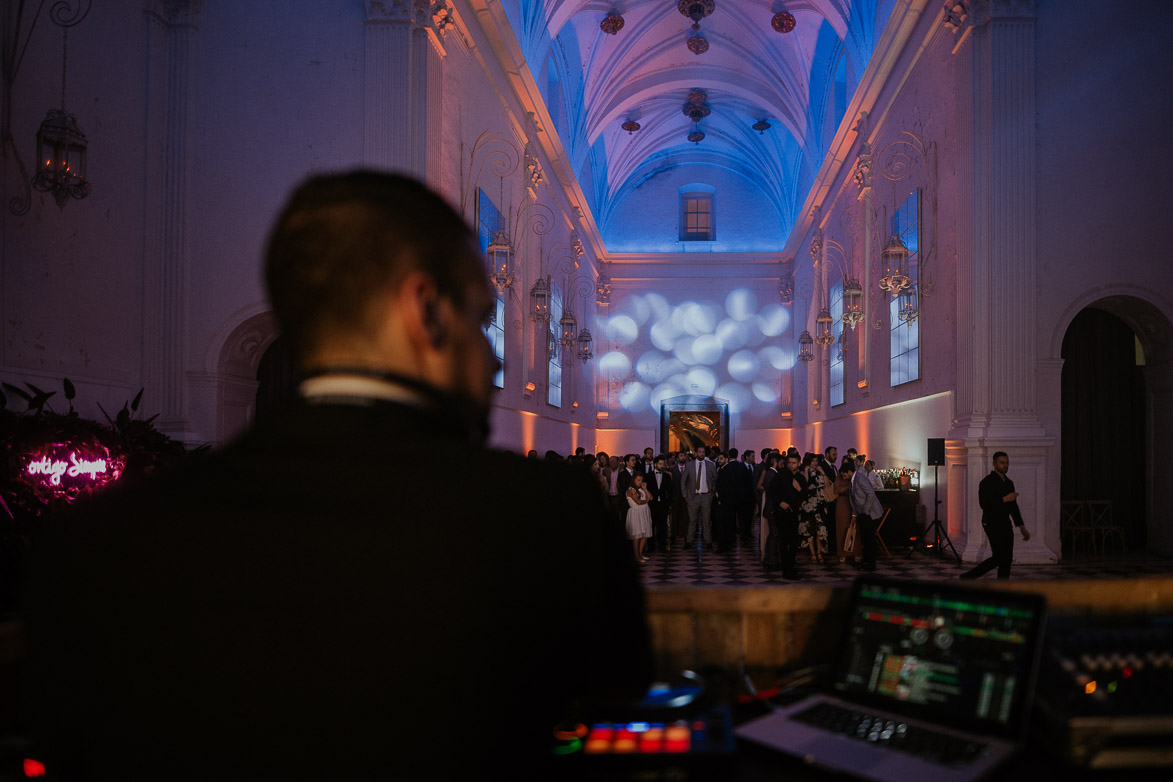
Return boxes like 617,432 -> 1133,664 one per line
766,451 -> 806,579
27,171 -> 651,780
961,451 -> 1031,580
647,456 -> 674,553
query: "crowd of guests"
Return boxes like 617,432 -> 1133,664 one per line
528,444 -> 890,580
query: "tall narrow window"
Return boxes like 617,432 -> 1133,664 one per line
889,189 -> 920,386
680,192 -> 715,241
547,284 -> 563,407
830,279 -> 845,406
476,188 -> 506,389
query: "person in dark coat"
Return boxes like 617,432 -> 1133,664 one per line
26,171 -> 651,781
961,451 -> 1032,580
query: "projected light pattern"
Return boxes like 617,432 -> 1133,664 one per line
598,287 -> 794,419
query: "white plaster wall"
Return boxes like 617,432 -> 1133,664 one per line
604,164 -> 788,253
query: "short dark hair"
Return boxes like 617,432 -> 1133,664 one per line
992,451 -> 1008,462
824,445 -> 836,456
727,448 -> 739,459
265,171 -> 480,362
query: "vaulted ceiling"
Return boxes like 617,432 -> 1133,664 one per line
500,0 -> 896,251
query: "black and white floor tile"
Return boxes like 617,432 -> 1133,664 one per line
639,536 -> 1173,588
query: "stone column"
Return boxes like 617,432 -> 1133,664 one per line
364,0 -> 446,186
141,0 -> 199,442
948,0 -> 1057,563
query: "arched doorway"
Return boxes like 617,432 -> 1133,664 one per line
1057,295 -> 1173,556
1060,309 -> 1146,551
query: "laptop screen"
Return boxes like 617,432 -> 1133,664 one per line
830,578 -> 1046,740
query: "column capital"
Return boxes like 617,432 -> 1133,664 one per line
365,0 -> 429,26
971,0 -> 1036,25
146,0 -> 202,25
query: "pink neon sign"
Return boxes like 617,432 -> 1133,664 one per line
21,443 -> 123,498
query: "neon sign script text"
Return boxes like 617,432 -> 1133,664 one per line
26,452 -> 109,486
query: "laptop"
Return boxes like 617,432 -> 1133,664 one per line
736,576 -> 1047,782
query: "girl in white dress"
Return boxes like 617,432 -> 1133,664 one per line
626,473 -> 653,562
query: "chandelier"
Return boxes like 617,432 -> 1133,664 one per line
687,130 -> 705,144
678,0 -> 715,31
878,234 -> 913,297
842,277 -> 864,330
485,229 -> 515,298
686,34 -> 709,55
752,119 -> 771,135
621,119 -> 641,134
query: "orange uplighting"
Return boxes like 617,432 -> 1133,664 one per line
520,410 -> 537,454
1085,681 -> 1097,695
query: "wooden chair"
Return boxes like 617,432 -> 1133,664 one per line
1086,499 -> 1125,553
873,507 -> 892,558
1060,500 -> 1096,554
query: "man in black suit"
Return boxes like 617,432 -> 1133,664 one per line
766,451 -> 806,579
961,451 -> 1031,580
647,455 -> 674,553
27,171 -> 651,780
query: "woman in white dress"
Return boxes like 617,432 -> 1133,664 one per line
626,473 -> 654,562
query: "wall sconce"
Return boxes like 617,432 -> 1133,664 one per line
523,381 -> 536,398
596,411 -> 609,421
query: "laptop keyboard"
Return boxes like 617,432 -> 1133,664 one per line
793,702 -> 989,767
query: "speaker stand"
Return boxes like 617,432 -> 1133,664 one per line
923,464 -> 961,562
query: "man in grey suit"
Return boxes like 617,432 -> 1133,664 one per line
681,444 -> 718,549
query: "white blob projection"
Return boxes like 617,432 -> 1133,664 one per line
716,383 -> 751,414
599,350 -> 632,377
636,351 -> 686,384
620,381 -> 650,412
649,318 -> 681,351
692,334 -> 723,365
674,337 -> 698,365
757,304 -> 790,337
753,382 -> 779,403
727,350 -> 762,383
595,286 -> 798,425
725,288 -> 758,321
715,318 -> 749,351
607,315 -> 639,346
685,368 -> 718,396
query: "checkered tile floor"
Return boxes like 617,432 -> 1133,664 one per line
639,535 -> 1173,587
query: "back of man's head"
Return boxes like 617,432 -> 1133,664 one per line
265,171 -> 478,364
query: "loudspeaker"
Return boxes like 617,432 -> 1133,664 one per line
927,438 -> 945,466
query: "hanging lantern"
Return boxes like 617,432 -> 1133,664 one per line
600,14 -> 625,35
687,129 -> 705,144
771,12 -> 796,34
798,330 -> 815,362
836,330 -> 847,362
529,276 -> 552,322
621,119 -> 641,134
814,308 -> 835,348
560,309 -> 578,349
577,328 -> 594,363
878,234 -> 912,297
486,230 -> 515,297
898,289 -> 919,323
752,119 -> 771,135
842,277 -> 864,330
33,109 -> 92,208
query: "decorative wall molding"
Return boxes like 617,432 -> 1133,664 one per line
147,0 -> 203,25
364,0 -> 429,25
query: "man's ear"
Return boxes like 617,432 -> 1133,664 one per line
400,271 -> 448,350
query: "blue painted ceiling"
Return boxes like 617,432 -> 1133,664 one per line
500,1 -> 896,251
